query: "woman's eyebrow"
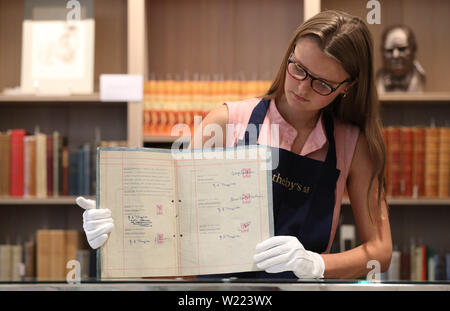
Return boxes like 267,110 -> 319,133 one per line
292,57 -> 341,84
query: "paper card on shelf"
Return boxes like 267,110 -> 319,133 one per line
97,145 -> 274,279
100,74 -> 143,102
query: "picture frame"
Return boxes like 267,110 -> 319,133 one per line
20,0 -> 94,95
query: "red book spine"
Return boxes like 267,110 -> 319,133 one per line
46,135 -> 54,197
10,129 -> 26,197
421,245 -> 427,281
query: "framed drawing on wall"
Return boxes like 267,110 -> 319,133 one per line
20,0 -> 94,95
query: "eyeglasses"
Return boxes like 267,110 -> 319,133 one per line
287,57 -> 351,96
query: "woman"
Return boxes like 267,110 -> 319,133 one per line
77,10 -> 392,279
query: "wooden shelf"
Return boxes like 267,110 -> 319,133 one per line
0,196 -> 95,205
341,197 -> 450,206
379,92 -> 450,103
0,93 -> 101,102
144,135 -> 191,143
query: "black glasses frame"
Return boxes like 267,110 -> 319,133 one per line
287,57 -> 351,96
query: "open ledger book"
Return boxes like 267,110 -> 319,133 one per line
97,146 -> 274,279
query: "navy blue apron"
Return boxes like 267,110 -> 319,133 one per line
200,98 -> 340,279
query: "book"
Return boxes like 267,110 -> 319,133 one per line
24,240 -> 36,280
49,230 -> 65,281
24,135 -> 37,197
61,137 -> 69,196
10,129 -> 26,197
36,229 -> 51,281
438,127 -> 450,198
387,249 -> 401,280
412,127 -> 425,198
424,128 -> 439,197
400,127 -> 413,196
46,135 -> 54,197
98,146 -> 274,278
11,244 -> 23,281
0,245 -> 12,281
427,246 -> 435,281
0,132 -> 11,196
36,133 -> 47,198
53,131 -> 61,197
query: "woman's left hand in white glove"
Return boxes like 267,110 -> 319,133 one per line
253,236 -> 325,279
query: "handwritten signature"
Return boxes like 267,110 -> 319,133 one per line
128,215 -> 152,227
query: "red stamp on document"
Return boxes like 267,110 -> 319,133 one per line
241,168 -> 251,178
240,222 -> 251,233
156,233 -> 164,244
156,204 -> 163,215
242,193 -> 251,204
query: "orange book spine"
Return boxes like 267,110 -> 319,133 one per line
412,127 -> 425,197
438,127 -> 450,197
424,128 -> 440,197
400,127 -> 413,197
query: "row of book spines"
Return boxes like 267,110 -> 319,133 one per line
36,229 -> 91,281
384,126 -> 450,198
383,247 -> 450,281
0,130 -> 89,197
144,110 -> 206,136
144,80 -> 272,96
0,230 -> 92,282
0,130 -> 127,198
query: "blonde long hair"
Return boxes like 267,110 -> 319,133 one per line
265,10 -> 386,222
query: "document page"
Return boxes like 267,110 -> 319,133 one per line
97,146 -> 273,279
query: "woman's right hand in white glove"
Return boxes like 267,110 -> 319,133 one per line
76,197 -> 114,249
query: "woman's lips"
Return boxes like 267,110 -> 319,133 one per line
292,92 -> 309,102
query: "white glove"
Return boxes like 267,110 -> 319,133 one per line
254,236 -> 325,279
76,196 -> 114,249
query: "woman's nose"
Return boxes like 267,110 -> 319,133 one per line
296,77 -> 312,94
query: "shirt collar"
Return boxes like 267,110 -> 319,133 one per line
268,98 -> 327,156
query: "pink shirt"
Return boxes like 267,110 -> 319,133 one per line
224,97 -> 360,253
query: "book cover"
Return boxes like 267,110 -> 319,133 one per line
10,129 -> 26,197
0,132 -> 11,196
